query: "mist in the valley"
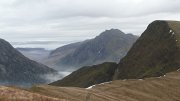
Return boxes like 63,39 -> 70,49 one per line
42,71 -> 71,83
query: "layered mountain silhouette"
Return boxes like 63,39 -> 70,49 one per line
47,29 -> 138,70
50,20 -> 180,88
0,39 -> 56,86
1,20 -> 180,101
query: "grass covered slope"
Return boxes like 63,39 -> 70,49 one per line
50,62 -> 117,88
114,20 -> 180,79
0,86 -> 62,101
32,70 -> 180,101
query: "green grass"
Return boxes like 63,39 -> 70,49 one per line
114,20 -> 180,79
50,62 -> 117,88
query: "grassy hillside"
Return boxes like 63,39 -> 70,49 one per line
50,62 -> 117,88
1,70 -> 179,101
31,70 -> 180,101
114,20 -> 180,79
0,86 -> 62,101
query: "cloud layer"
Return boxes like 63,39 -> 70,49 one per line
0,0 -> 180,49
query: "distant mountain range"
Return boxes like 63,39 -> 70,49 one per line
50,20 -> 180,88
0,39 -> 56,86
46,29 -> 138,70
16,48 -> 51,64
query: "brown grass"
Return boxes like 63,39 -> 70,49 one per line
1,70 -> 180,101
31,70 -> 180,101
0,86 -> 66,101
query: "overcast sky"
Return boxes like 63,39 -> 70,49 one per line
0,0 -> 180,49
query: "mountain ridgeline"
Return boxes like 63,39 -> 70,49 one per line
50,20 -> 180,88
0,39 -> 56,86
47,29 -> 138,70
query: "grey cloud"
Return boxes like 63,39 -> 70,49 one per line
0,0 -> 180,49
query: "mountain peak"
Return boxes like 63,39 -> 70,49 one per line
105,28 -> 123,32
101,29 -> 125,36
49,29 -> 138,70
96,29 -> 126,40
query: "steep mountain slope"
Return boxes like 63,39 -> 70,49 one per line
50,42 -> 83,58
51,29 -> 137,69
32,70 -> 180,101
114,20 -> 180,79
50,62 -> 117,88
0,38 -> 56,86
44,42 -> 84,69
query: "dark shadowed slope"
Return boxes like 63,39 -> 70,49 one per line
0,38 -> 56,86
114,20 -> 180,79
50,62 -> 117,88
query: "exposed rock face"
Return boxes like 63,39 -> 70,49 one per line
114,20 -> 180,79
50,62 -> 117,88
48,29 -> 137,70
0,38 -> 56,86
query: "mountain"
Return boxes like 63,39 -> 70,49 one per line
47,29 -> 138,70
114,20 -> 180,79
0,38 -> 56,86
50,62 -> 117,88
49,20 -> 180,88
2,20 -> 180,101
